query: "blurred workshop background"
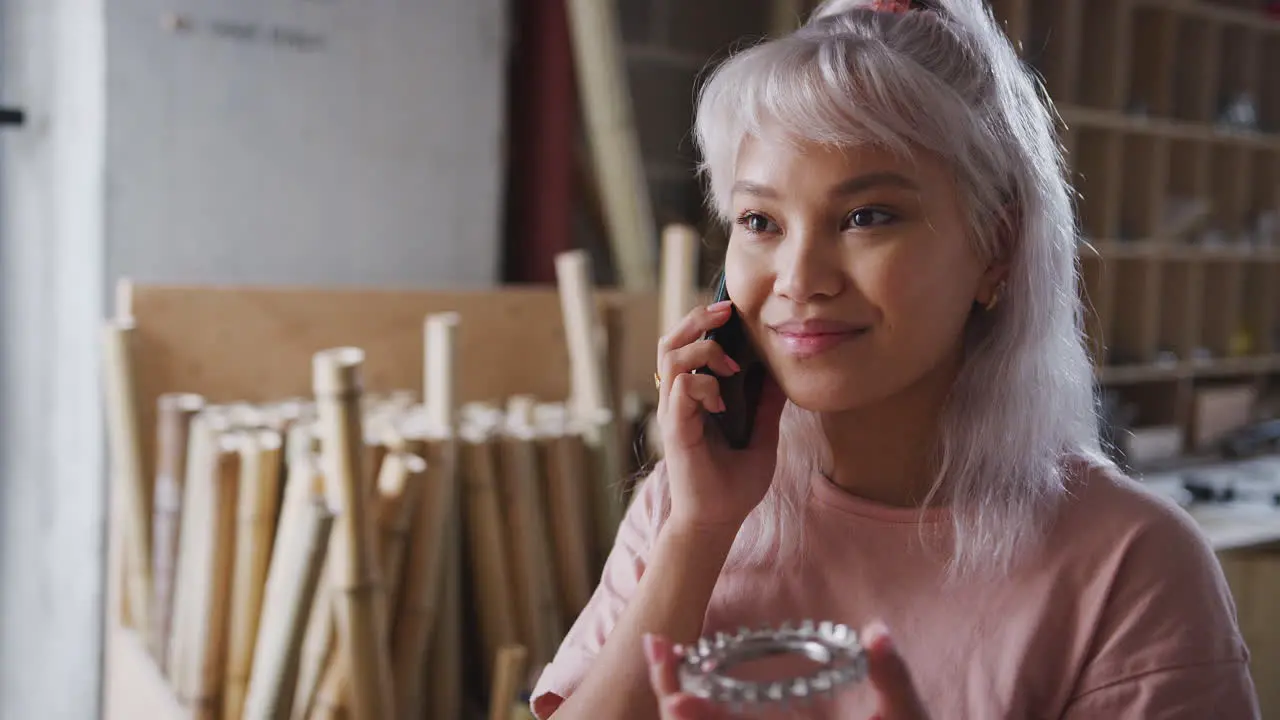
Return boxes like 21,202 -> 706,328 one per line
2,0 -> 1280,718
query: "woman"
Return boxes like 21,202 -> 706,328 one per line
533,0 -> 1259,717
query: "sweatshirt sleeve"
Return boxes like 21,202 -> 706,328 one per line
529,470 -> 668,719
1061,491 -> 1260,719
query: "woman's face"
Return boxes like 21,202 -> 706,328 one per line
725,135 -> 1002,413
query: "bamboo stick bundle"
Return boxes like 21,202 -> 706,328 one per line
309,397 -> 430,720
149,392 -> 206,669
102,319 -> 151,632
243,453 -> 335,720
312,347 -> 395,720
225,429 -> 287,720
459,409 -> 521,684
555,251 -> 626,563
487,645 -> 530,720
175,427 -> 243,719
497,400 -> 563,666
532,403 -> 596,625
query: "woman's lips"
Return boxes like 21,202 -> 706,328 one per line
769,321 -> 869,358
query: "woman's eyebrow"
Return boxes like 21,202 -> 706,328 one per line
828,172 -> 919,197
730,172 -> 920,200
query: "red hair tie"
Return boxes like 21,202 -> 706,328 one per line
870,0 -> 913,12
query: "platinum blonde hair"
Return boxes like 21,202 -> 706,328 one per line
649,0 -> 1112,579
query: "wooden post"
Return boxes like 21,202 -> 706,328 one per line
660,224 -> 701,336
564,0 -> 657,289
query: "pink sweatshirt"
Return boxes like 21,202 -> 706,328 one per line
531,462 -> 1259,719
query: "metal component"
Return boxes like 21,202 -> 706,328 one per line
0,106 -> 25,127
675,620 -> 867,709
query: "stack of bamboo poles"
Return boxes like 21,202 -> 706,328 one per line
102,241 -> 708,719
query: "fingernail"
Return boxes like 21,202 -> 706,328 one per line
643,633 -> 667,665
715,397 -> 727,413
707,300 -> 732,313
863,621 -> 893,652
725,356 -> 742,373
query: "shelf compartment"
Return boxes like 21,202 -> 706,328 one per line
1209,144 -> 1255,236
1126,5 -> 1179,117
1165,139 -> 1214,240
1173,18 -> 1224,123
1109,257 -> 1163,365
1072,128 -> 1124,241
1079,250 -> 1114,366
1263,36 -> 1280,133
1076,0 -> 1129,111
1158,257 -> 1204,361
1027,0 -> 1084,105
1202,258 -> 1247,358
1120,133 -> 1171,240
1215,24 -> 1262,127
1243,259 -> 1279,355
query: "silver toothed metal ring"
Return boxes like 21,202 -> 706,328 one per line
675,620 -> 868,709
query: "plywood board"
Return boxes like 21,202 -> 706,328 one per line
126,283 -> 662,481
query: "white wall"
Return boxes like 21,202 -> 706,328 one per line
0,1 -> 508,717
107,0 -> 509,286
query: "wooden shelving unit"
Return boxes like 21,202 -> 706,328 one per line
991,0 -> 1280,459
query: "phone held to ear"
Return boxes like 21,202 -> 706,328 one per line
695,275 -> 768,449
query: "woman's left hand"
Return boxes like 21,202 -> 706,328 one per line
642,622 -> 930,720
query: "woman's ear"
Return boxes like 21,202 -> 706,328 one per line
975,202 -> 1016,308
975,262 -> 1010,310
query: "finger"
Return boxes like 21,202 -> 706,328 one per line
662,693 -> 734,720
660,339 -> 740,389
657,301 -> 734,368
669,373 -> 725,420
864,622 -> 928,720
644,633 -> 681,698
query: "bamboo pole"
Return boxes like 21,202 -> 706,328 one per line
498,407 -> 563,666
243,453 -> 335,720
487,645 -> 530,720
461,418 -> 521,681
394,309 -> 463,719
535,405 -> 596,624
390,439 -> 457,720
660,224 -> 701,337
149,392 -> 205,669
176,429 -> 241,719
102,320 -> 151,632
564,0 -> 657,290
167,411 -> 219,691
422,506 -> 463,720
555,251 -> 625,560
225,429 -> 286,720
289,560 -> 335,720
312,347 -> 395,720
376,449 -> 428,626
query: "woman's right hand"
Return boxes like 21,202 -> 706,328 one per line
656,300 -> 788,533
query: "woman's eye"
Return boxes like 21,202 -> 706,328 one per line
847,208 -> 895,228
737,212 -> 779,234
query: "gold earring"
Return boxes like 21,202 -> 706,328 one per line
985,283 -> 1005,312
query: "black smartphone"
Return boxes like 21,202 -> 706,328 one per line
695,274 -> 767,449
